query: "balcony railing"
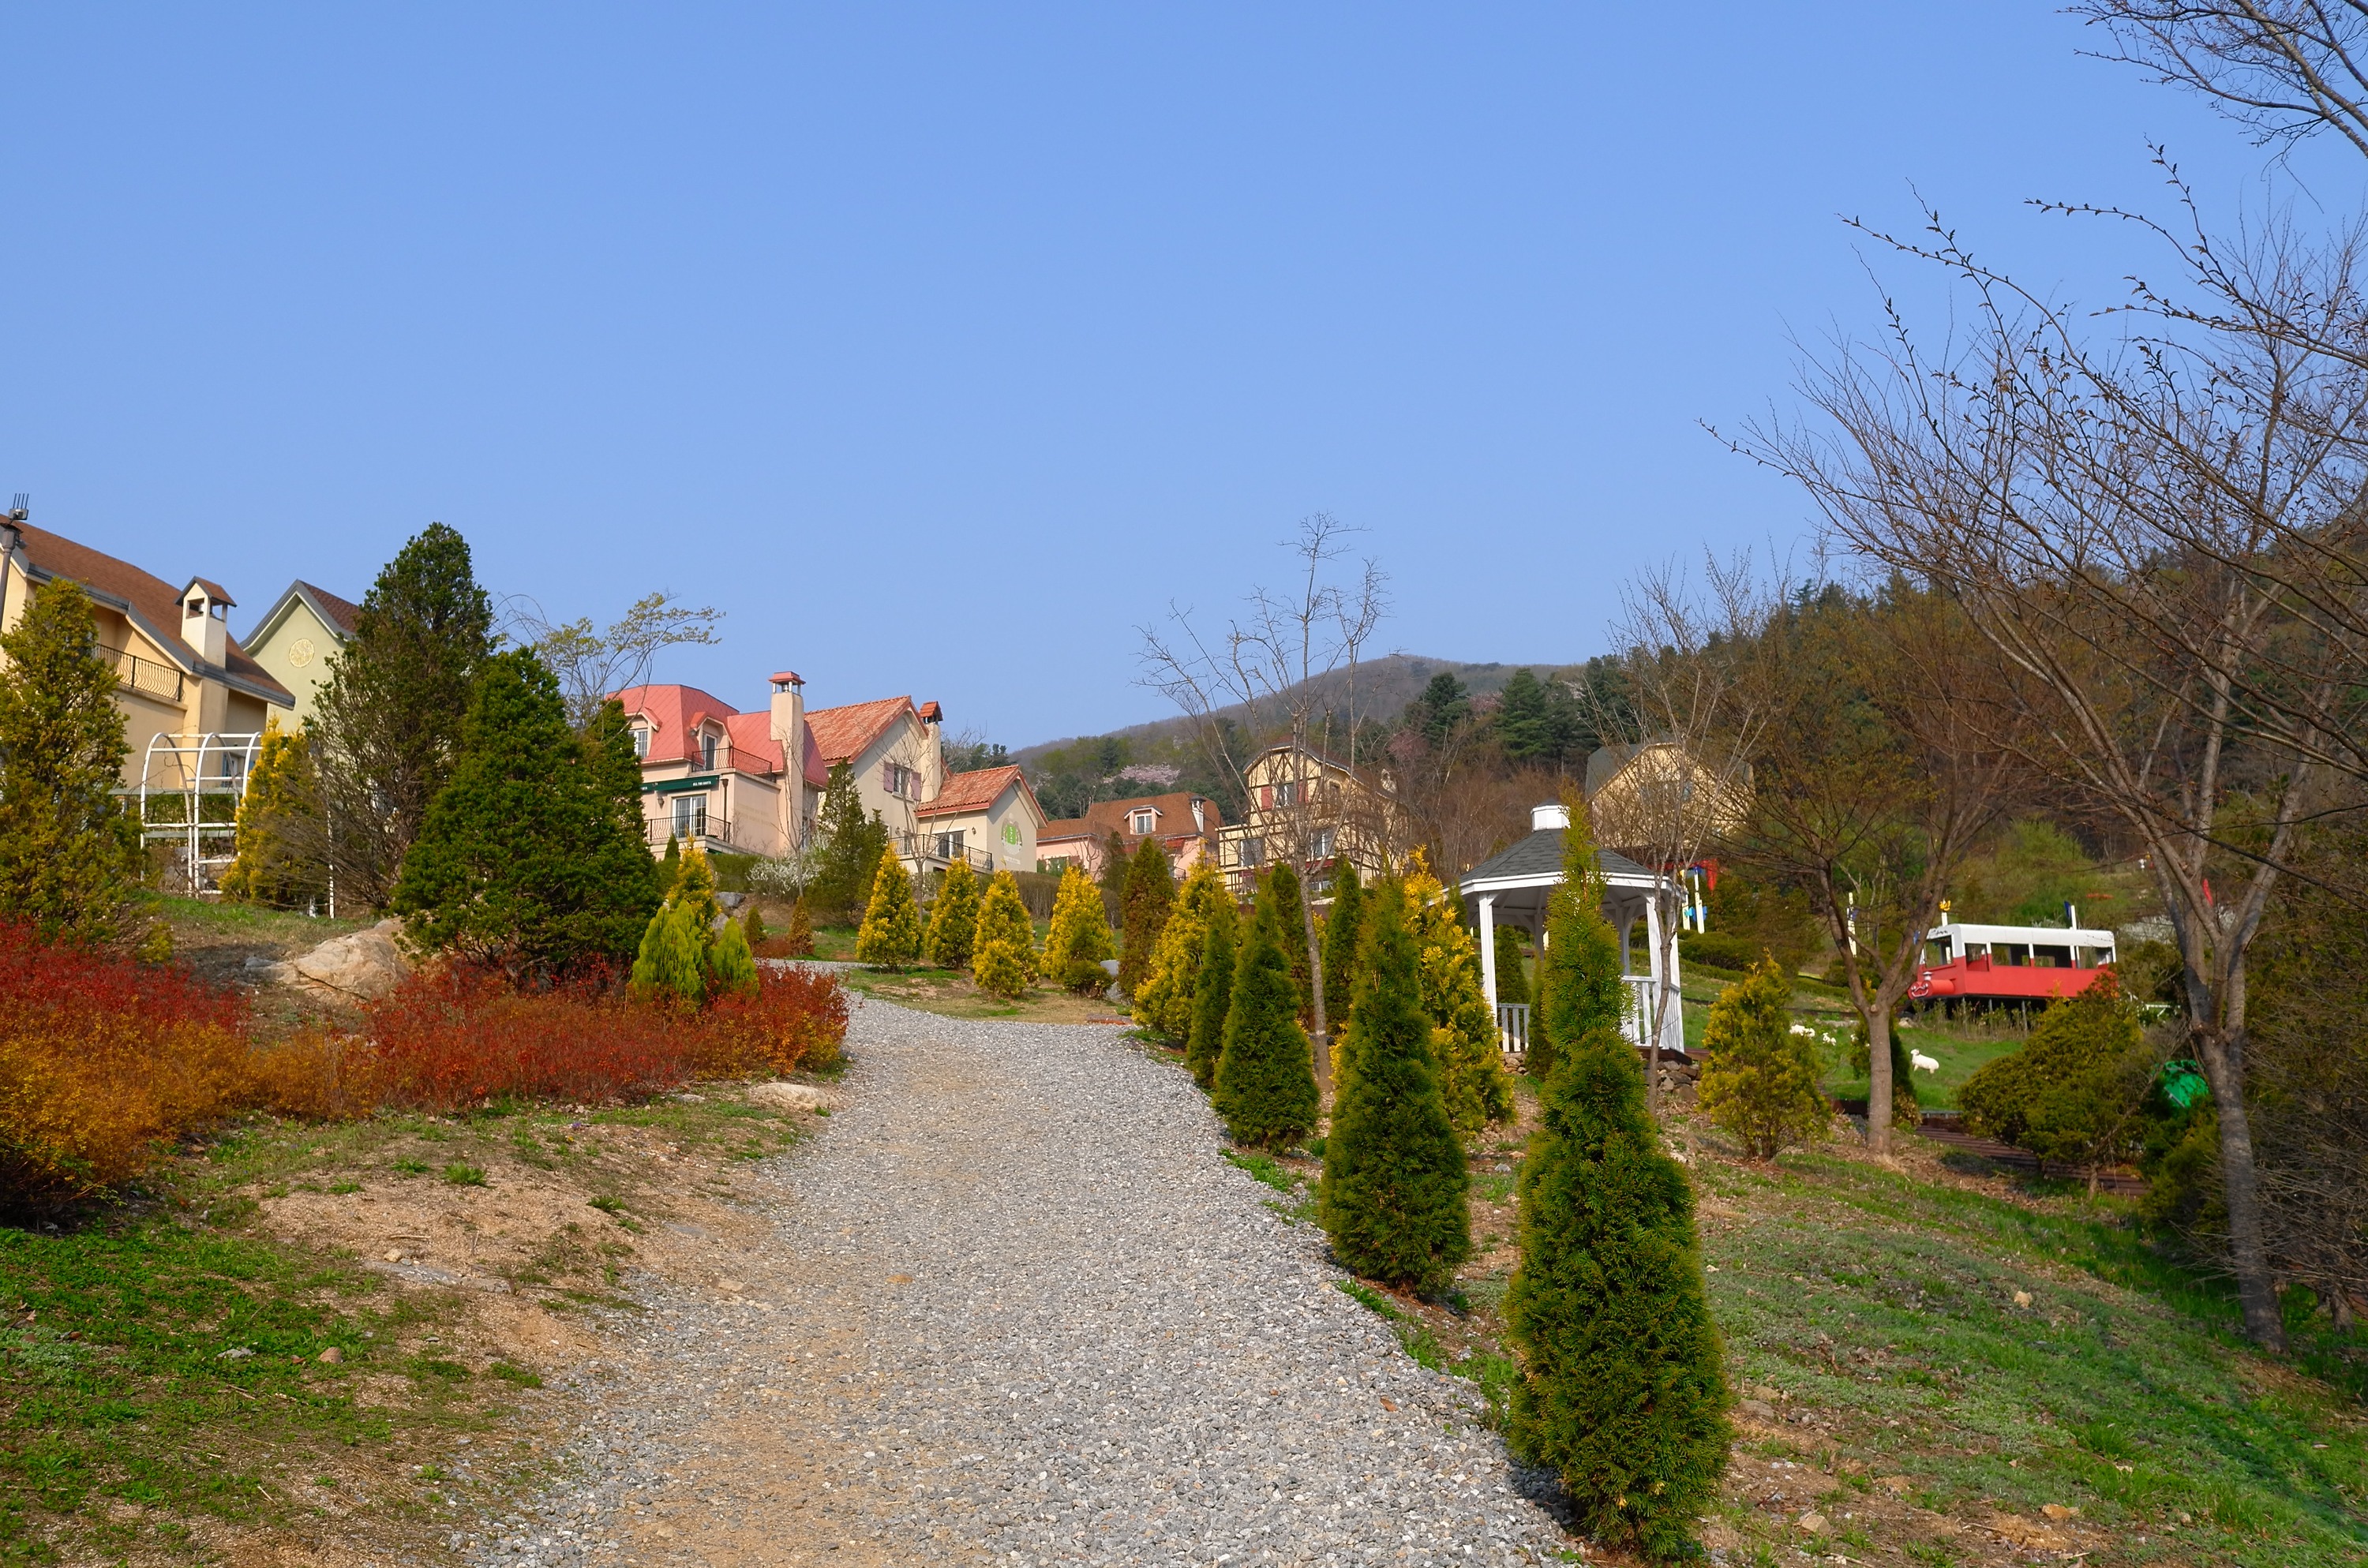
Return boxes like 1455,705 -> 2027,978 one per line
111,649 -> 185,704
647,809 -> 744,851
893,830 -> 995,874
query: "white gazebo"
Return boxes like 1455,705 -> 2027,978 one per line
1458,803 -> 1684,1059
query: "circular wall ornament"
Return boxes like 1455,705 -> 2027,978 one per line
1002,821 -> 1021,844
288,637 -> 317,668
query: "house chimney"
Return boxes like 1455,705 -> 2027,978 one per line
1531,802 -> 1570,832
770,671 -> 806,844
178,579 -> 232,667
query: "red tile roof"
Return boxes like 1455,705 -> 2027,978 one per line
916,764 -> 1034,821
13,522 -> 291,705
609,683 -> 830,788
297,581 -> 361,635
1038,818 -> 1100,844
1079,792 -> 1224,842
805,696 -> 922,767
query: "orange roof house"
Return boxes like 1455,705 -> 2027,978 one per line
916,763 -> 1046,876
1036,791 -> 1224,878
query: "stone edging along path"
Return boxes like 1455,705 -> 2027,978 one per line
466,996 -> 1572,1568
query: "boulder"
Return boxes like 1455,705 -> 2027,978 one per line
287,919 -> 412,1001
746,1081 -> 841,1114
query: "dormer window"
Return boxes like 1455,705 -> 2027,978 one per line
1130,809 -> 1156,835
631,726 -> 650,759
700,731 -> 718,771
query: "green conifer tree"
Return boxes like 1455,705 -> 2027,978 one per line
1960,973 -> 2149,1192
1044,864 -> 1118,994
742,901 -> 767,951
1265,859 -> 1314,1021
783,898 -> 815,957
1096,829 -> 1130,922
1696,955 -> 1827,1158
925,856 -> 981,969
220,717 -> 327,908
1186,900 -> 1238,1091
1493,923 -> 1530,1008
708,911 -> 760,997
1321,859 -> 1367,1049
392,659 -> 663,979
663,833 -> 680,877
811,761 -> 889,919
0,579 -> 142,945
972,869 -> 1037,1000
1321,892 -> 1471,1293
631,901 -> 706,1007
1133,859 -> 1231,1038
1214,877 -> 1320,1148
1405,859 -> 1516,1133
1116,837 -> 1176,998
1505,804 -> 1729,1559
855,852 -> 924,968
672,842 -> 726,965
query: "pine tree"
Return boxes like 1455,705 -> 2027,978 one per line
663,833 -> 680,878
1321,892 -> 1471,1293
309,522 -> 496,908
1186,900 -> 1237,1091
1044,864 -> 1118,994
1960,973 -> 2149,1189
0,579 -> 143,945
631,901 -> 706,1007
1096,829 -> 1130,923
1493,923 -> 1531,1008
743,900 -> 768,951
1116,838 -> 1175,998
972,869 -> 1037,1000
925,856 -> 981,969
220,718 -> 326,908
1133,859 -> 1232,1039
856,852 -> 924,968
1321,859 -> 1367,1049
672,843 -> 726,964
811,762 -> 889,919
783,898 -> 815,957
1696,956 -> 1827,1159
392,658 -> 663,979
1404,858 -> 1516,1134
708,911 -> 760,997
1265,860 -> 1314,1021
1214,878 -> 1320,1148
1504,804 -> 1729,1560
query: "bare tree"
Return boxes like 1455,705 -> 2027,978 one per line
1592,556 -> 1774,1117
1737,208 -> 2368,1346
1139,515 -> 1388,1083
511,591 -> 725,731
2077,2 -> 2368,157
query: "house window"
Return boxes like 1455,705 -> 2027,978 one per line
1130,809 -> 1156,834
1310,828 -> 1336,860
881,762 -> 921,799
701,732 -> 718,771
1239,836 -> 1265,866
631,726 -> 650,758
1273,780 -> 1298,807
672,793 -> 707,840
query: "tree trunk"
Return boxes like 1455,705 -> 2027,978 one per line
2195,1024 -> 2289,1350
1300,873 -> 1330,1095
1865,1008 -> 1894,1157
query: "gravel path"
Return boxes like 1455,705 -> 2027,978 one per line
464,997 -> 1572,1567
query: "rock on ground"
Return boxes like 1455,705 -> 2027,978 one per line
466,998 -> 1572,1567
265,917 -> 412,1000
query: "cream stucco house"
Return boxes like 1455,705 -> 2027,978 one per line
242,581 -> 360,724
915,764 -> 1045,876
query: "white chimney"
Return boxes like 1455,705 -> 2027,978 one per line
1531,802 -> 1570,832
178,579 -> 231,667
769,670 -> 805,844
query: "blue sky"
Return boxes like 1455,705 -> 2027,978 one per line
2,5 -> 2355,746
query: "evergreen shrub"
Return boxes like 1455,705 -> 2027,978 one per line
856,853 -> 924,968
1116,839 -> 1175,998
1133,860 -> 1231,1038
630,904 -> 706,1009
1044,865 -> 1117,994
1695,955 -> 1827,1158
1320,891 -> 1471,1293
1493,923 -> 1530,1008
219,719 -> 325,908
1213,877 -> 1319,1147
1404,858 -> 1515,1133
1505,802 -> 1729,1560
972,870 -> 1036,1000
1185,902 -> 1237,1091
709,914 -> 760,998
1321,858 -> 1367,1045
1959,974 -> 2150,1184
925,858 -> 981,969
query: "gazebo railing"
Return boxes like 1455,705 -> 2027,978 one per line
1497,1002 -> 1530,1065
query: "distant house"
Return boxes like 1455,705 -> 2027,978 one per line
242,581 -> 360,724
916,763 -> 1046,876
610,674 -> 1022,876
1036,791 -> 1223,878
0,511 -> 294,891
1213,743 -> 1398,897
1582,739 -> 1749,863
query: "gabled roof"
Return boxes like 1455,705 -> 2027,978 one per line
609,682 -> 826,787
10,522 -> 292,706
1078,791 -> 1224,841
1038,818 -> 1100,844
1458,829 -> 1658,891
183,577 -> 234,604
917,764 -> 1039,822
806,696 -> 924,767
244,579 -> 362,651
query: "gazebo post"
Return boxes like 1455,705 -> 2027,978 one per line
1478,894 -> 1498,1009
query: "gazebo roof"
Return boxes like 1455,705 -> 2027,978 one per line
1459,829 -> 1660,894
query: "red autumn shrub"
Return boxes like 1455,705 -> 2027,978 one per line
0,922 -> 251,1198
691,966 -> 851,1077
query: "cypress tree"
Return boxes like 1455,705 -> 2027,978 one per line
1321,859 -> 1367,1049
1214,877 -> 1320,1148
220,717 -> 326,909
673,843 -> 725,962
1404,858 -> 1517,1133
1133,859 -> 1231,1039
708,910 -> 760,997
392,657 -> 663,979
1185,900 -> 1237,1091
811,761 -> 889,919
1504,804 -> 1729,1560
743,901 -> 768,951
631,902 -> 706,1008
972,869 -> 1036,1000
1265,859 -> 1313,1021
925,856 -> 981,969
663,833 -> 680,877
1096,829 -> 1130,922
783,898 -> 815,957
1696,955 -> 1827,1159
1493,923 -> 1531,1008
1043,864 -> 1117,993
856,852 -> 924,968
0,579 -> 143,945
1116,838 -> 1175,998
1321,892 -> 1471,1294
